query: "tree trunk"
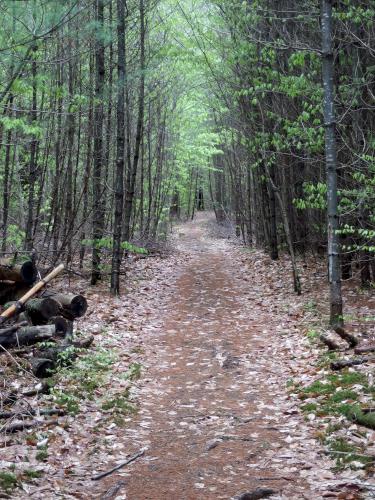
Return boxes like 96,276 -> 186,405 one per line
110,0 -> 126,296
321,0 -> 343,327
25,41 -> 39,251
91,0 -> 106,285
122,0 -> 145,245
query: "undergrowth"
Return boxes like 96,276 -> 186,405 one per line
298,370 -> 375,470
49,350 -> 141,417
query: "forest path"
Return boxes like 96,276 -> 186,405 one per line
96,213 -> 320,500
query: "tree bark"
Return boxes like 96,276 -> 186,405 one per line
91,0 -> 106,285
321,0 -> 343,327
122,0 -> 145,245
110,0 -> 126,296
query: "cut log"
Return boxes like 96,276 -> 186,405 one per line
0,258 -> 37,284
355,344 -> 375,355
0,263 -> 64,324
29,357 -> 55,378
25,298 -> 60,324
0,321 -> 28,337
0,324 -> 55,349
331,356 -> 375,371
48,316 -> 73,338
43,292 -> 87,319
235,489 -> 277,500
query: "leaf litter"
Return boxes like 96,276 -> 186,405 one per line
0,212 -> 374,499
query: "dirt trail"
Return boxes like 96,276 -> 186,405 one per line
96,214 -> 318,499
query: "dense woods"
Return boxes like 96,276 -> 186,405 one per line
0,0 -> 375,315
2,2 -> 375,497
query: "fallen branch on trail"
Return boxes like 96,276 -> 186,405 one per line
355,344 -> 375,355
22,382 -> 50,397
92,448 -> 146,481
331,356 -> 375,371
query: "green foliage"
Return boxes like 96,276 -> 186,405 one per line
306,329 -> 319,343
123,362 -> 142,381
102,390 -> 137,415
51,349 -> 116,414
81,238 -> 148,254
0,472 -> 18,493
35,445 -> 49,462
23,469 -> 43,480
4,224 -> 25,249
328,438 -> 373,470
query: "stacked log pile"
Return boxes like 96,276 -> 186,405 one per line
0,258 -> 91,378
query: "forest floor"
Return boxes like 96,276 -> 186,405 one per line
2,212 -> 375,499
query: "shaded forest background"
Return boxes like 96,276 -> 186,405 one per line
0,0 -> 374,309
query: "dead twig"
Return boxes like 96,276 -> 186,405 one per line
92,448 -> 146,481
1,418 -> 59,433
0,408 -> 65,419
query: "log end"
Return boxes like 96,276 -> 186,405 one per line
29,357 -> 55,378
71,295 -> 88,317
21,261 -> 38,285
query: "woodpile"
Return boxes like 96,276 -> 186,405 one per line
0,258 -> 90,378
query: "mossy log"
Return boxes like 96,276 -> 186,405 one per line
25,297 -> 60,324
351,409 -> 375,430
43,292 -> 88,319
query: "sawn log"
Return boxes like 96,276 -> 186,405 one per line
0,263 -> 64,324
